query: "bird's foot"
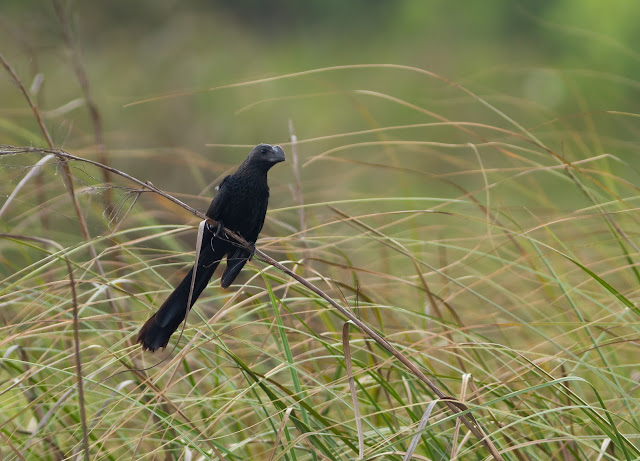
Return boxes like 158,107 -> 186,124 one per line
213,220 -> 224,239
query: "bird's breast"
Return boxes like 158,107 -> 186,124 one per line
220,178 -> 269,237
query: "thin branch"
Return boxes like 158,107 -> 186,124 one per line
52,0 -> 113,213
288,119 -> 305,234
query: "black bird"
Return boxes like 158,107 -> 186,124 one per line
137,144 -> 285,351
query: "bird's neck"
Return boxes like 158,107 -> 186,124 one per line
236,162 -> 270,179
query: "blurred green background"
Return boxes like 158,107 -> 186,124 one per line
2,0 -> 640,191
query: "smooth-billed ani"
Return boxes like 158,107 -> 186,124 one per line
137,144 -> 285,351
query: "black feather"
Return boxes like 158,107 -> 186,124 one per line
137,144 -> 285,351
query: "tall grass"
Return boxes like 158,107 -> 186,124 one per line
1,44 -> 640,461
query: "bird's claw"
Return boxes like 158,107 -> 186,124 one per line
214,220 -> 224,239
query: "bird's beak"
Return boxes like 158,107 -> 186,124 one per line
272,145 -> 286,163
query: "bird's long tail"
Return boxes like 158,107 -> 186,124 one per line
137,241 -> 221,351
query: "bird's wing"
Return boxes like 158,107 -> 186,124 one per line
205,175 -> 231,220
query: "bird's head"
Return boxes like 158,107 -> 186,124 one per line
237,143 -> 285,174
249,143 -> 285,166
